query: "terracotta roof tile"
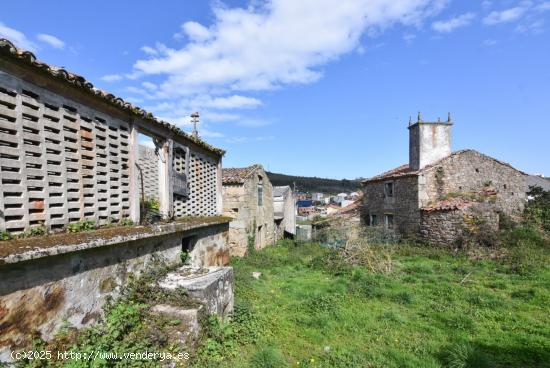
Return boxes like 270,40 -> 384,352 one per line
222,165 -> 262,184
421,198 -> 475,212
0,38 -> 224,156
362,164 -> 415,183
363,149 -> 526,184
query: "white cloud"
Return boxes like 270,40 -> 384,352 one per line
432,12 -> 476,32
0,22 -> 36,51
535,1 -> 550,11
176,21 -> 211,41
483,7 -> 527,25
198,95 -> 261,109
202,111 -> 241,122
101,74 -> 123,82
133,0 -> 449,97
141,45 -> 158,55
36,33 -> 65,49
142,81 -> 158,91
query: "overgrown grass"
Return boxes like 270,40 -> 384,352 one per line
197,239 -> 550,367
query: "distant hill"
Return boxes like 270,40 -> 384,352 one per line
266,172 -> 362,194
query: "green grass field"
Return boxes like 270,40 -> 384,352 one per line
197,240 -> 550,368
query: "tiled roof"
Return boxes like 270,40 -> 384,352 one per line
363,149 -> 526,184
421,198 -> 475,212
362,164 -> 415,183
222,165 -> 262,184
0,38 -> 224,156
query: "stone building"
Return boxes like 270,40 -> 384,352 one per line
222,165 -> 275,256
273,185 -> 296,238
362,113 -> 527,245
0,38 -> 231,359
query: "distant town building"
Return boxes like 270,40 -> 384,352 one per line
273,186 -> 296,238
311,192 -> 324,201
222,165 -> 275,256
362,114 -> 527,245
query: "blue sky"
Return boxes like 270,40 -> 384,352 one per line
2,0 -> 549,178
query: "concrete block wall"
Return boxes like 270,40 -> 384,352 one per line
0,73 -> 131,232
137,145 -> 159,199
174,151 -> 218,218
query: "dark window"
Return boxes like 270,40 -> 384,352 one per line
257,175 -> 263,206
370,214 -> 378,226
384,182 -> 394,198
385,214 -> 394,228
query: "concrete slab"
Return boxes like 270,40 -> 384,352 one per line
158,266 -> 234,319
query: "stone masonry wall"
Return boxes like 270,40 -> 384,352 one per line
0,222 -> 229,361
362,175 -> 420,235
222,168 -> 274,256
420,204 -> 499,247
419,150 -> 526,217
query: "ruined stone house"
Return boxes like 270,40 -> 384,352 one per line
273,185 -> 296,239
222,165 -> 275,256
362,114 -> 527,245
0,38 -> 231,360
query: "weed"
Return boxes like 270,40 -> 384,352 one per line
510,288 -> 536,301
443,342 -> 490,368
249,346 -> 286,368
0,230 -> 12,241
392,291 -> 414,305
66,220 -> 96,233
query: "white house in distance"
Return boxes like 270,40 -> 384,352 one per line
273,186 -> 296,238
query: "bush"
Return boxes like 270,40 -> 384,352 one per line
524,186 -> 550,233
249,347 -> 287,368
443,342 -> 490,368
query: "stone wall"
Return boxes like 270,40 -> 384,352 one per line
419,150 -> 526,217
420,204 -> 499,247
362,175 -> 420,235
222,167 -> 275,256
0,221 -> 229,361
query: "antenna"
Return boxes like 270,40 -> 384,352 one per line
191,112 -> 199,138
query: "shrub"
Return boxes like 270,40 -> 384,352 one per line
249,347 -> 286,368
443,342 -> 490,368
524,186 -> 550,233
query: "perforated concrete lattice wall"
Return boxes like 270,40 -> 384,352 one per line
137,145 -> 159,200
0,76 -> 131,232
174,152 -> 218,217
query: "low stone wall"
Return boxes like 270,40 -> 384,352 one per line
0,220 -> 229,361
420,205 -> 499,247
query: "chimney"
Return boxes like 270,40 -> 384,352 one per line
408,112 -> 453,171
191,112 -> 199,138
